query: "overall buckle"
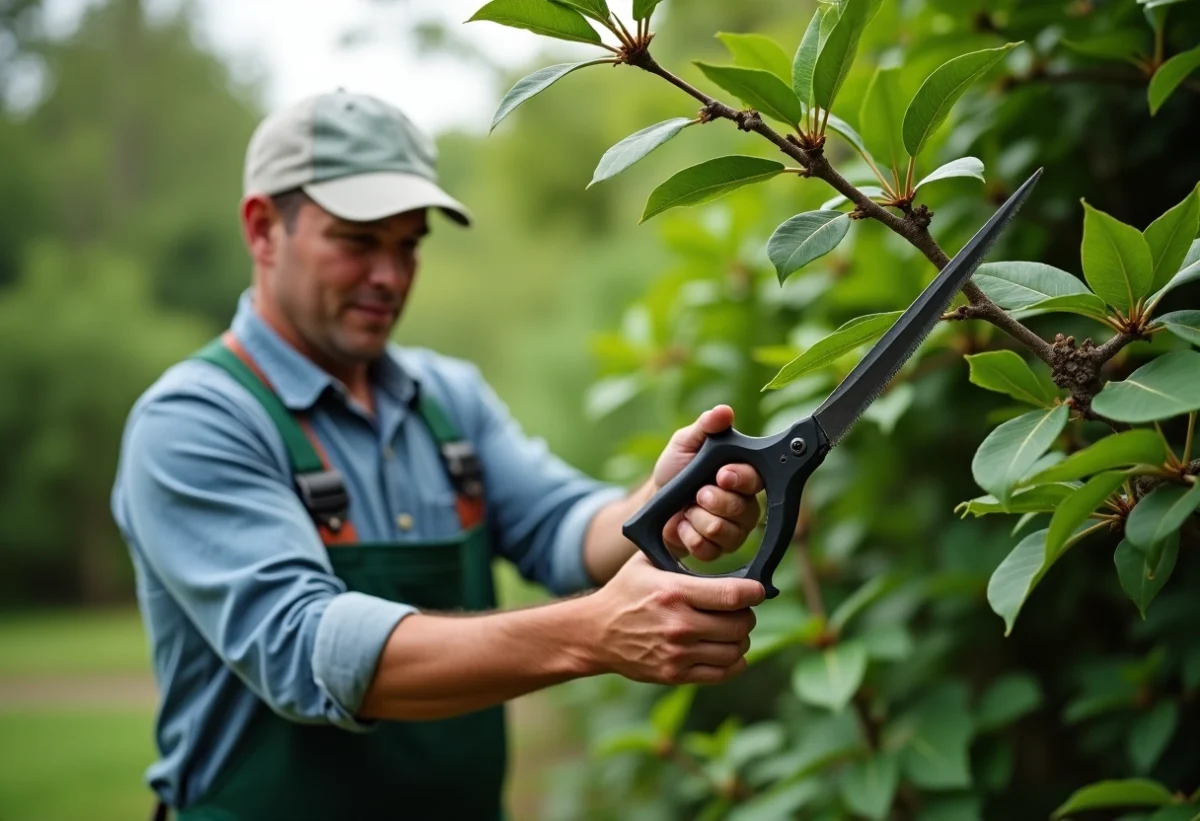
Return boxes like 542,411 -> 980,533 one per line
440,441 -> 484,499
294,469 -> 350,532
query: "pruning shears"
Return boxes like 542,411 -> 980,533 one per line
623,168 -> 1044,599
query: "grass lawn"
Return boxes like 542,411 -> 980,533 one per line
0,609 -> 150,676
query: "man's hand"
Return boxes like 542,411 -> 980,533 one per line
651,405 -> 764,562
581,553 -> 764,684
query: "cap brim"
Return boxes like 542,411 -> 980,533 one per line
304,171 -> 472,226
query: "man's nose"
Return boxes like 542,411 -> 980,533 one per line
367,252 -> 411,289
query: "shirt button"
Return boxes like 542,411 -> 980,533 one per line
396,513 -> 414,531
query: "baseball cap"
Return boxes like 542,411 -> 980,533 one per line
243,90 -> 472,226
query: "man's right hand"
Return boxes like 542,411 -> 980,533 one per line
579,553 -> 765,685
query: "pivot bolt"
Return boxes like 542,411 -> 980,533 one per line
790,437 -> 807,456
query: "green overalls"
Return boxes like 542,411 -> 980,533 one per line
162,333 -> 506,820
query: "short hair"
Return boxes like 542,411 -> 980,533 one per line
270,188 -> 312,234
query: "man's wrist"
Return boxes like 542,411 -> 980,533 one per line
552,593 -> 607,679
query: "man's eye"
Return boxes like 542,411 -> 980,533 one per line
342,235 -> 375,248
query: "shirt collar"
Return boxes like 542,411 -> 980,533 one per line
229,289 -> 416,413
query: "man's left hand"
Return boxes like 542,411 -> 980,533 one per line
650,405 -> 763,562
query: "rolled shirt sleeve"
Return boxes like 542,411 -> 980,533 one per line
121,382 -> 412,730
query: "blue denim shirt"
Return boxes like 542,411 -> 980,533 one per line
110,290 -> 624,808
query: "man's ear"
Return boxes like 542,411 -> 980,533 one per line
241,195 -> 282,269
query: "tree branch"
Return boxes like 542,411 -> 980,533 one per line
626,50 -> 1057,367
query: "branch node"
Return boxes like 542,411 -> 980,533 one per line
906,204 -> 934,229
734,109 -> 762,131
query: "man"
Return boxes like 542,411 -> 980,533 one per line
111,90 -> 765,820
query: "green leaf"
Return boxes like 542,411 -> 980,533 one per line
988,529 -> 1051,635
829,574 -> 897,633
900,696 -> 974,789
1126,481 -> 1200,549
840,753 -> 899,820
973,261 -> 1090,310
767,210 -> 852,283
727,781 -> 822,821
1150,806 -> 1200,821
695,63 -> 804,127
490,60 -> 610,132
1052,779 -> 1175,818
859,624 -> 914,661
1128,700 -> 1176,777
717,32 -> 793,83
1045,471 -> 1125,563
1153,310 -> 1200,346
631,0 -> 664,21
821,186 -> 885,210
1026,430 -> 1168,485
972,406 -> 1070,505
468,0 -> 602,44
1149,44 -> 1200,115
957,484 -> 1077,517
965,350 -> 1059,408
640,155 -> 785,222
1151,239 -> 1200,300
1061,31 -> 1147,62
650,684 -> 696,737
902,43 -> 1020,157
589,118 -> 692,187
1117,534 -> 1181,620
792,8 -> 826,108
765,312 -> 902,389
826,112 -> 870,156
859,67 -> 907,179
914,157 -> 986,192
1081,199 -> 1155,314
812,0 -> 883,111
1016,293 -> 1112,322
1145,186 -> 1200,293
593,726 -> 659,756
793,640 -> 868,712
976,673 -> 1043,732
916,797 -> 984,821
1092,351 -> 1200,423
548,0 -> 609,22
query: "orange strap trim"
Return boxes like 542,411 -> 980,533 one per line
222,332 -> 360,546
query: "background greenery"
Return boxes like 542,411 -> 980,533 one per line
0,0 -> 1198,819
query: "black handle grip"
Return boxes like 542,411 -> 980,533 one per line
622,417 -> 830,599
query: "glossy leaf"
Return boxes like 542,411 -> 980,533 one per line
1045,471 -> 1124,563
1116,534 -> 1180,620
1126,481 -> 1200,549
767,210 -> 852,283
965,350 -> 1059,407
902,43 -> 1020,156
792,8 -> 826,108
973,261 -> 1090,309
468,0 -> 602,44
914,156 -> 985,192
988,529 -> 1055,634
976,673 -> 1043,732
1153,310 -> 1200,346
821,186 -> 885,210
972,406 -> 1070,505
695,62 -> 803,126
1149,44 -> 1200,115
548,0 -> 609,22
1145,185 -> 1200,293
589,118 -> 692,187
631,0 -> 664,20
840,753 -> 899,820
1026,430 -> 1168,485
957,484 -> 1077,517
1081,199 -> 1154,314
793,640 -> 868,712
491,60 -> 610,132
717,32 -> 793,83
859,67 -> 907,178
1151,239 -> 1200,299
826,112 -> 870,156
1017,293 -> 1112,321
1052,779 -> 1175,818
640,156 -> 785,222
765,312 -> 902,389
650,684 -> 696,737
812,0 -> 882,110
1091,351 -> 1200,422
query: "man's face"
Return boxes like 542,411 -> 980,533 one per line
260,199 -> 428,365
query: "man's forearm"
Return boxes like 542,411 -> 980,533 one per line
581,480 -> 657,585
358,595 -> 600,721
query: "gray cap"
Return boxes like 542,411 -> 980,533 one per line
243,90 -> 471,226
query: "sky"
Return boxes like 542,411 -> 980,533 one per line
40,0 -> 619,135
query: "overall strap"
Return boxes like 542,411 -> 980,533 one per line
415,391 -> 486,530
193,333 -> 358,546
